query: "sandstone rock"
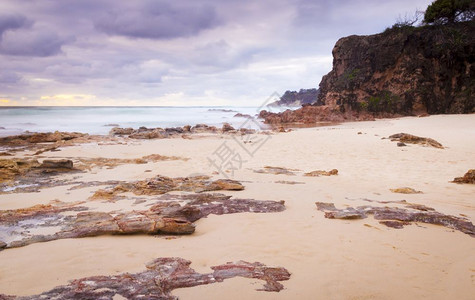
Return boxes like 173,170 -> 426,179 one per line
389,133 -> 443,149
222,123 -> 235,132
316,202 -> 475,237
304,169 -> 338,177
2,257 -> 290,299
390,187 -> 422,194
109,127 -> 134,135
0,193 -> 285,249
453,169 -> 475,184
397,142 -> 406,147
40,159 -> 73,169
0,152 -> 12,156
318,22 -> 474,115
254,166 -> 298,176
91,175 -> 245,199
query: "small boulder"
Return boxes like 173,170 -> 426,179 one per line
40,159 -> 74,169
453,169 -> 475,184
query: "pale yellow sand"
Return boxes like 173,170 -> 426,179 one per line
0,115 -> 474,299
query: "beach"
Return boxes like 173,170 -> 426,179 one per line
0,114 -> 474,299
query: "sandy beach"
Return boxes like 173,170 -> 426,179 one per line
0,114 -> 474,299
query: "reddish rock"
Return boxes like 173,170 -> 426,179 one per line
452,169 -> 475,184
0,193 -> 285,249
0,257 -> 290,299
315,202 -> 475,237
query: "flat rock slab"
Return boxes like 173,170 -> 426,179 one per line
388,133 -> 444,149
90,175 -> 245,199
315,202 -> 474,237
0,257 -> 291,299
0,193 -> 285,250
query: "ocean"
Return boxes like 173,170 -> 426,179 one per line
0,106 -> 291,137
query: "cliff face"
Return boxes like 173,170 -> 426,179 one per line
260,21 -> 474,124
319,21 -> 474,115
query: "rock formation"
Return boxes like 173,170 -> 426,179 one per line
388,133 -> 444,148
452,169 -> 475,184
0,193 -> 285,249
304,169 -> 338,177
0,257 -> 291,299
260,21 -> 474,124
269,88 -> 320,106
90,175 -> 245,199
315,202 -> 475,237
110,124 -> 256,139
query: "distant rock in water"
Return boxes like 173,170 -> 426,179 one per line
452,169 -> 475,184
260,21 -> 474,124
270,89 -> 320,106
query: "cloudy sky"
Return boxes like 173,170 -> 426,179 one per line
0,0 -> 432,106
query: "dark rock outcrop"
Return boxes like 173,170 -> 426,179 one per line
315,202 -> 475,237
270,88 -> 320,106
260,21 -> 474,124
319,22 -> 474,115
0,257 -> 290,299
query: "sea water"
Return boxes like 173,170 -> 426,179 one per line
0,106 -> 292,137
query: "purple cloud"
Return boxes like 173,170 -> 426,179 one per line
0,14 -> 31,35
95,1 -> 220,39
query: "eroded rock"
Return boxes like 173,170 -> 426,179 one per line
452,169 -> 475,184
0,193 -> 285,249
388,133 -> 444,149
254,166 -> 298,176
90,175 -> 244,199
0,257 -> 290,299
315,202 -> 474,237
304,169 -> 338,177
390,187 -> 422,194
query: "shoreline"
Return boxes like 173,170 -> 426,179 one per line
0,114 -> 474,299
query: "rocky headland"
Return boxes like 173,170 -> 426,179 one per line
260,21 -> 474,124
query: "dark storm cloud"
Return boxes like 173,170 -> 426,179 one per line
0,27 -> 71,57
0,14 -> 31,35
94,1 -> 221,39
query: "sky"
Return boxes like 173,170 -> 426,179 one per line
0,0 -> 433,106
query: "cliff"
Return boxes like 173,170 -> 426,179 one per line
260,21 -> 475,124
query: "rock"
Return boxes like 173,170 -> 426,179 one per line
234,113 -> 253,118
0,152 -> 13,156
397,142 -> 406,147
7,257 -> 290,299
103,123 -> 119,127
390,187 -> 422,194
304,169 -> 338,177
315,202 -> 475,237
0,131 -> 86,146
91,175 -> 245,199
183,125 -> 191,132
388,133 -> 443,149
109,127 -> 134,135
221,123 -> 235,132
317,22 -> 474,115
0,193 -> 285,249
40,159 -> 73,169
453,169 -> 475,184
254,166 -> 298,176
191,124 -> 218,133
0,241 -> 6,249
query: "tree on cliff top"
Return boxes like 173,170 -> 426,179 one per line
424,0 -> 475,24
